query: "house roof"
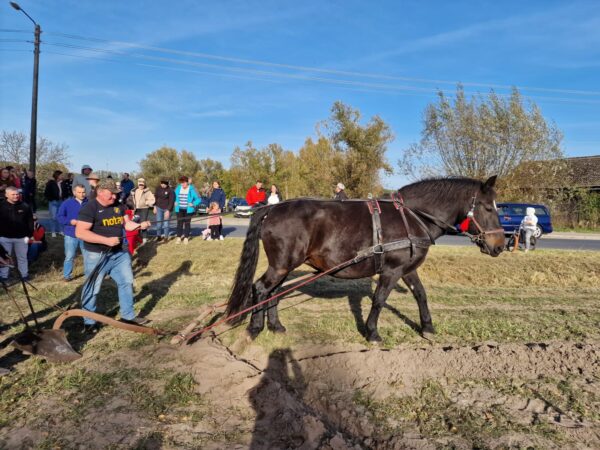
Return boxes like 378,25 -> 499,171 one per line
566,155 -> 600,188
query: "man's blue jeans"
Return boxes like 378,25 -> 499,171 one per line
81,250 -> 135,325
48,200 -> 63,233
63,235 -> 85,280
155,207 -> 170,237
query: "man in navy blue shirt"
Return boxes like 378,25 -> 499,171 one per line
57,183 -> 87,282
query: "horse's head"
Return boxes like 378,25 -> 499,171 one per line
462,176 -> 505,257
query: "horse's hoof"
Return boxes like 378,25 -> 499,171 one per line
421,331 -> 435,341
246,328 -> 262,340
268,324 -> 287,334
366,333 -> 382,343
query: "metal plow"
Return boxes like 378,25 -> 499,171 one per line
4,275 -> 165,363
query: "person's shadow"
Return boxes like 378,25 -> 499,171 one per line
135,260 -> 192,318
132,240 -> 160,274
249,348 -> 311,449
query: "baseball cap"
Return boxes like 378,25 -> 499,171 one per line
86,172 -> 100,180
336,182 -> 345,190
137,177 -> 146,185
81,164 -> 92,171
96,179 -> 120,194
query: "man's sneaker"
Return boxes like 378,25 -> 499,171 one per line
219,235 -> 224,240
120,317 -> 150,326
63,277 -> 72,283
142,238 -> 148,244
156,236 -> 163,242
175,237 -> 182,244
183,237 -> 189,245
206,237 -> 212,241
21,275 -> 30,282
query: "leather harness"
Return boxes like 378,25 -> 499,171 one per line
362,193 -> 435,274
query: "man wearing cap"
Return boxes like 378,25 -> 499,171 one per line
334,182 -> 348,201
86,172 -> 100,201
76,179 -> 152,333
126,178 -> 155,243
74,165 -> 93,196
245,180 -> 266,207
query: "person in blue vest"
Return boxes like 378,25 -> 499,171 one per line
57,183 -> 88,281
120,172 -> 135,204
174,176 -> 201,245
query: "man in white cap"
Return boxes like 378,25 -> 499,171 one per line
334,182 -> 348,200
73,164 -> 93,195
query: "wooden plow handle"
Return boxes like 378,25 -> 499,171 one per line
52,309 -> 165,336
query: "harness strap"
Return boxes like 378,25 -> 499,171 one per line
367,199 -> 384,273
353,237 -> 432,263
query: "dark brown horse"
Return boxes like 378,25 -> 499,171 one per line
226,176 -> 505,342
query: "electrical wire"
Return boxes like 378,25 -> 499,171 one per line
37,41 -> 600,105
41,30 -> 600,97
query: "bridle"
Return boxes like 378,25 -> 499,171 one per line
462,196 -> 505,247
413,194 -> 504,252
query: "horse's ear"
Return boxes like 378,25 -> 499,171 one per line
483,175 -> 497,192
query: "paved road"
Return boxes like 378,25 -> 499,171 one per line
219,220 -> 600,251
38,215 -> 600,251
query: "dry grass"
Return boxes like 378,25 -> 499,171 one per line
0,237 -> 599,448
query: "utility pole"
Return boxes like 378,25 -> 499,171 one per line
30,23 -> 40,177
10,2 -> 41,177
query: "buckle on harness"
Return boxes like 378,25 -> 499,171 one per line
372,244 -> 384,254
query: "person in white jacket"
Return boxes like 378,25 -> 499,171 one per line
520,207 -> 538,252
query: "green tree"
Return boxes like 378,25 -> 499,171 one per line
321,101 -> 393,197
400,86 -> 565,200
297,137 -> 337,197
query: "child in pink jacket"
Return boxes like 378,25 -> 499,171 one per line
206,202 -> 223,241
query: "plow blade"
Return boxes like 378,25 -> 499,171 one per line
10,329 -> 82,363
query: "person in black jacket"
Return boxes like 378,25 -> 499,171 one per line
21,169 -> 37,212
44,170 -> 66,237
0,186 -> 34,282
153,179 -> 175,241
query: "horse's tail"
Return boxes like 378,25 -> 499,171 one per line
225,206 -> 271,324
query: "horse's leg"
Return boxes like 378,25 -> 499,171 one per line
247,266 -> 287,339
402,270 -> 436,337
365,271 -> 400,342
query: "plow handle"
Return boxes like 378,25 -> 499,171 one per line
52,309 -> 165,336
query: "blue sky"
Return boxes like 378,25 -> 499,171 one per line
1,0 -> 600,188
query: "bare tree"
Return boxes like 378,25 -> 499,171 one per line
400,86 -> 565,196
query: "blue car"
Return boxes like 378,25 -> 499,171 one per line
496,202 -> 553,238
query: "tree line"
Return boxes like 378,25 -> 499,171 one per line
3,91 -> 598,227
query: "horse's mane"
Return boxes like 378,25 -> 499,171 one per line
399,177 -> 482,204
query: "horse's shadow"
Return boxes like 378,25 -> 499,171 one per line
286,270 -> 420,337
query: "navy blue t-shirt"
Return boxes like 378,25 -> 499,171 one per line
77,199 -> 125,253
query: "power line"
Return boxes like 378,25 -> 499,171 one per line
39,41 -> 600,105
41,30 -> 600,97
